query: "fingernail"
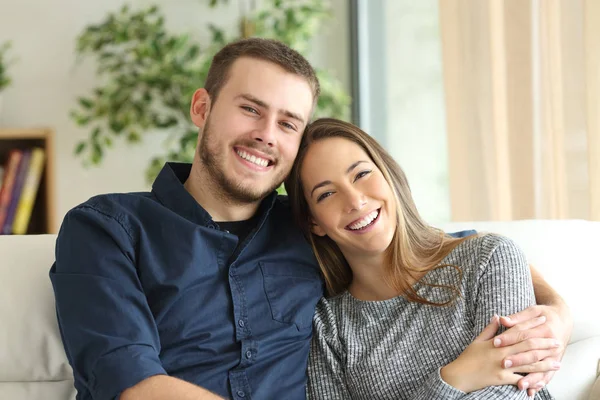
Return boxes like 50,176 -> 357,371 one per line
494,338 -> 501,347
552,361 -> 561,370
490,314 -> 498,323
535,382 -> 545,389
553,340 -> 561,348
537,315 -> 546,323
504,360 -> 513,368
502,316 -> 511,321
522,382 -> 529,390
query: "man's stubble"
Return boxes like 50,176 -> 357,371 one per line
197,115 -> 287,206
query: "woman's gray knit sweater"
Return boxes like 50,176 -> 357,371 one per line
307,234 -> 554,400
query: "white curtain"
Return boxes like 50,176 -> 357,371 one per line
439,0 -> 600,221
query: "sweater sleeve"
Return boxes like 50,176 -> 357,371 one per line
413,235 -> 543,400
306,298 -> 352,400
472,234 -> 536,336
456,235 -> 542,399
460,234 -> 550,399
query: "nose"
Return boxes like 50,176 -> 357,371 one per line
251,118 -> 277,147
343,187 -> 367,213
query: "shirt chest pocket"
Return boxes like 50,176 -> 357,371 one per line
260,261 -> 323,330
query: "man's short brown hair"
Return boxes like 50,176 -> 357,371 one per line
204,38 -> 320,104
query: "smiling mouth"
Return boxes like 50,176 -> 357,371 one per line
235,149 -> 274,168
346,208 -> 381,231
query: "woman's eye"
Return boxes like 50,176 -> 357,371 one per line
242,106 -> 258,114
317,192 -> 333,202
354,170 -> 372,182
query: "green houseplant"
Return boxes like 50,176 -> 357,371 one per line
0,41 -> 12,92
70,0 -> 351,183
0,41 -> 14,117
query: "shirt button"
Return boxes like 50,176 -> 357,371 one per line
238,319 -> 245,328
237,390 -> 246,398
245,350 -> 252,359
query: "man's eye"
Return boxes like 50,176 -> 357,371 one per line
242,106 -> 258,114
317,192 -> 333,202
280,122 -> 296,131
354,170 -> 372,182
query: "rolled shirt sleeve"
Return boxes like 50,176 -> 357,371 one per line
50,205 -> 166,400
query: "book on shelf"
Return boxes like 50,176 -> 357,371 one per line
0,150 -> 23,230
0,147 -> 46,235
3,150 -> 32,234
12,148 -> 46,234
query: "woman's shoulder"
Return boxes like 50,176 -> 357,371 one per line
453,233 -> 529,277
313,292 -> 358,333
445,233 -> 528,274
314,292 -> 346,319
452,233 -> 524,258
477,233 -> 525,258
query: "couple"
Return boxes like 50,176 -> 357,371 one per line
50,38 -> 568,399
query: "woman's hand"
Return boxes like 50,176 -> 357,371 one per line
440,315 -> 562,393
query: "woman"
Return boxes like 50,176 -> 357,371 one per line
284,118 -> 558,399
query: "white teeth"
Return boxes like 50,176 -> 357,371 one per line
237,150 -> 269,167
348,210 -> 379,230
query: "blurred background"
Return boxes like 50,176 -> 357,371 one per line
0,0 -> 597,235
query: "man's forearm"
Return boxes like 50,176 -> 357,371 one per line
529,264 -> 564,307
120,375 -> 225,400
529,264 -> 572,328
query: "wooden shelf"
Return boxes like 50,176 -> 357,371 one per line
0,128 -> 56,234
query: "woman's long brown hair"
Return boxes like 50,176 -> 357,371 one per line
284,118 -> 474,305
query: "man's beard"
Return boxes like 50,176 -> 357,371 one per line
198,117 -> 284,204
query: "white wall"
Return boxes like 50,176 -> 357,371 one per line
0,0 -> 350,227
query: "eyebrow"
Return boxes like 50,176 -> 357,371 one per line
309,160 -> 369,197
235,93 -> 305,125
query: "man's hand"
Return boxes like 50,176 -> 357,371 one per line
441,315 -> 560,393
493,304 -> 573,396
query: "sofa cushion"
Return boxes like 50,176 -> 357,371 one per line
0,381 -> 75,400
441,219 -> 600,343
589,372 -> 600,400
0,235 -> 73,391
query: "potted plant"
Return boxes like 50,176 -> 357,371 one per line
70,0 -> 351,184
0,41 -> 14,119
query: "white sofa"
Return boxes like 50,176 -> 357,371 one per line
0,220 -> 599,400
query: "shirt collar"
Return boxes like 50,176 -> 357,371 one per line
151,162 -> 278,227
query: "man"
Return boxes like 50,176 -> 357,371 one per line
51,38 -> 571,400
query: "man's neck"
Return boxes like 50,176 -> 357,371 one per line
184,164 -> 262,222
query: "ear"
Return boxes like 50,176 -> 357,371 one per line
310,219 -> 327,237
190,88 -> 211,128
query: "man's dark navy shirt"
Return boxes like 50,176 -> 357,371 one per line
50,163 -> 324,400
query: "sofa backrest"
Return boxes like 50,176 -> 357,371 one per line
0,234 -> 75,400
440,219 -> 600,400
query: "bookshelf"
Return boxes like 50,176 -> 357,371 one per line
0,128 -> 56,234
